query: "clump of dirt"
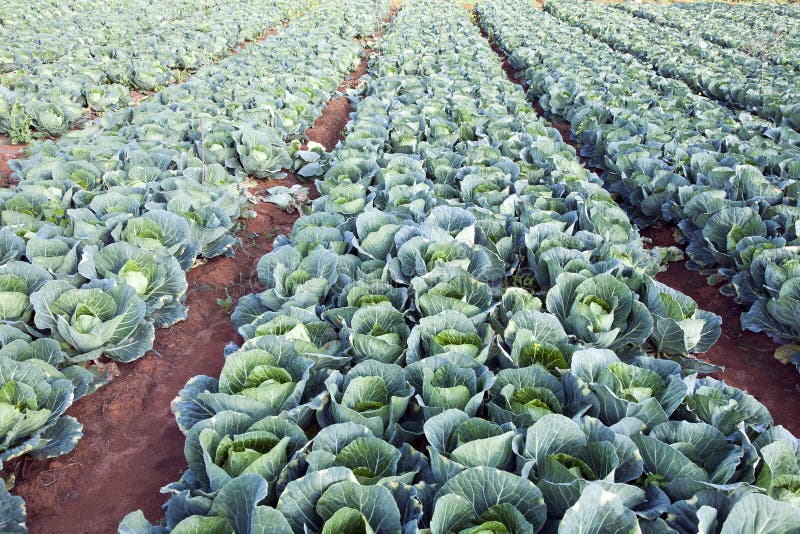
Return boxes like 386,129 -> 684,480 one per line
4,29 -> 382,534
130,90 -> 152,106
0,135 -> 25,188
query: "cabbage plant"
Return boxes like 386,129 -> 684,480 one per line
232,128 -> 293,178
735,247 -> 800,342
405,356 -> 494,419
643,278 -> 721,356
0,356 -> 82,468
0,229 -> 25,266
234,308 -> 343,372
500,309 -> 574,372
0,485 -> 25,534
430,467 -> 547,534
179,411 -> 307,494
0,262 -> 52,329
410,266 -> 493,321
546,272 -> 652,354
296,422 -> 426,486
111,210 -> 201,271
487,366 -> 566,427
278,468 -> 406,533
565,349 -> 687,428
30,280 -> 154,362
513,414 -> 645,519
121,474 -> 287,534
346,303 -> 410,365
406,310 -> 493,365
78,243 -> 188,328
424,409 -> 515,484
240,246 -> 340,313
319,360 -> 413,442
24,229 -> 84,286
172,338 -> 314,433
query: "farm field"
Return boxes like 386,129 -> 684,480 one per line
0,0 -> 799,532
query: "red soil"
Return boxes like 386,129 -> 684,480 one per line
0,135 -> 25,188
304,51 -> 369,151
643,225 -> 800,435
491,40 -> 520,84
4,37 -> 375,534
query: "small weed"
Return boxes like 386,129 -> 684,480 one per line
247,231 -> 262,249
216,288 -> 234,313
262,226 -> 283,243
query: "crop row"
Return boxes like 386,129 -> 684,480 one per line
0,0 -> 229,70
676,1 -> 800,34
119,0 -> 799,532
0,0 -> 313,140
543,0 -> 800,133
613,1 -> 800,70
0,0 -> 389,529
742,2 -> 800,18
676,1 -> 800,21
478,0 -> 800,345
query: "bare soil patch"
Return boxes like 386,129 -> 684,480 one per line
0,134 -> 25,187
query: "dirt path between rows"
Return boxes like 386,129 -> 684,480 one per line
644,225 -> 800,435
477,15 -> 800,435
5,41 -> 375,534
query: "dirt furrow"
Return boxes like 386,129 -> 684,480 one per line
642,226 -> 800,434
